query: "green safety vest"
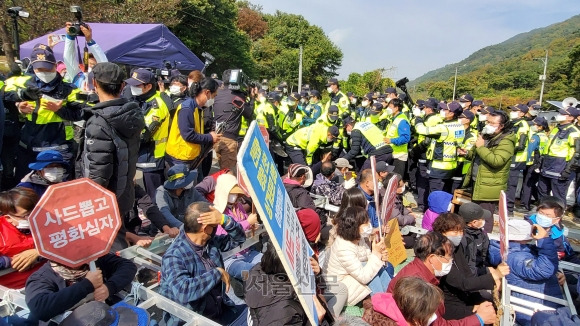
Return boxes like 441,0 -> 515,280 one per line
427,120 -> 465,171
353,121 -> 387,156
143,93 -> 170,159
513,119 -> 530,163
417,114 -> 443,146
526,131 -> 549,166
385,112 -> 410,157
324,90 -> 350,117
256,101 -> 276,129
459,129 -> 478,174
543,124 -> 580,160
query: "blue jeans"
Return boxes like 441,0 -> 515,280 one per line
224,249 -> 263,280
367,266 -> 391,295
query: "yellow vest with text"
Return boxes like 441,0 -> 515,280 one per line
256,101 -> 276,129
543,124 -> 579,160
417,114 -> 444,145
144,93 -> 170,159
513,119 -> 530,163
353,121 -> 387,157
166,102 -> 204,161
427,121 -> 465,171
385,113 -> 410,156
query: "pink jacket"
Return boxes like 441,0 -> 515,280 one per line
422,208 -> 440,231
371,293 -> 408,326
216,203 -> 251,235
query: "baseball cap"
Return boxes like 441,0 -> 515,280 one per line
326,78 -> 339,86
472,100 -> 484,107
416,99 -> 426,108
297,208 -> 321,242
376,161 -> 395,173
508,219 -> 532,241
558,107 -> 580,117
309,90 -> 321,98
533,116 -> 548,129
29,150 -> 69,170
459,93 -> 474,103
424,100 -> 437,109
125,68 -> 155,86
509,104 -> 529,114
385,87 -> 396,94
526,100 -> 539,107
267,92 -> 281,102
371,102 -> 383,112
334,158 -> 353,169
328,126 -> 340,137
460,110 -> 475,123
164,164 -> 197,190
364,93 -> 374,101
458,202 -> 492,223
447,101 -> 463,113
92,62 -> 126,85
480,106 -> 495,115
300,91 -> 309,98
288,92 -> 301,102
287,164 -> 313,187
30,44 -> 57,70
328,105 -> 339,114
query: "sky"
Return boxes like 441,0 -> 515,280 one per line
250,0 -> 580,81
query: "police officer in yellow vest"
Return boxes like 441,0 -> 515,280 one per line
166,77 -> 220,170
520,116 -> 549,210
538,106 -> 580,205
277,92 -> 303,139
412,99 -> 443,211
324,78 -> 350,118
343,117 -> 394,171
506,104 -> 531,214
458,93 -> 477,131
383,98 -> 411,177
285,125 -> 339,165
315,105 -> 345,156
125,68 -> 170,199
414,101 -> 465,193
7,44 -> 84,181
453,110 -> 478,193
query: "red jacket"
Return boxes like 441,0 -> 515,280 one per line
0,217 -> 42,289
387,258 -> 481,326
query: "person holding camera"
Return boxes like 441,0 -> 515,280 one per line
212,69 -> 256,172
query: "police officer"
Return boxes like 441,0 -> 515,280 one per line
285,125 -> 339,165
453,110 -> 478,193
278,92 -> 303,139
255,90 -> 279,138
415,101 -> 465,193
167,74 -> 189,119
525,100 -> 541,124
124,68 -> 171,199
347,91 -> 358,113
506,104 -> 530,214
325,78 -> 350,118
8,44 -> 84,181
343,117 -> 393,170
537,106 -> 580,205
412,100 -> 443,211
302,90 -> 322,126
211,69 -> 256,171
355,93 -> 373,122
520,116 -> 549,210
384,98 -> 411,177
470,100 -> 485,131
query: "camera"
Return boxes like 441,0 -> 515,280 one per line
396,77 -> 409,92
68,6 -> 86,37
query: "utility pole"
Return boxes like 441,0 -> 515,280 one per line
538,50 -> 548,105
298,45 -> 303,92
452,66 -> 458,101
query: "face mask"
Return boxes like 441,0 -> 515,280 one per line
447,203 -> 453,212
36,71 -> 57,84
327,137 -> 335,143
205,96 -> 215,107
169,85 -> 182,96
184,181 -> 194,190
479,114 -> 488,122
258,96 -> 266,103
261,85 -> 269,91
351,98 -> 357,105
329,115 -> 338,122
362,100 -> 369,107
347,130 -> 351,136
535,213 -> 554,228
412,107 -> 422,117
440,110 -> 448,119
287,100 -> 296,107
327,87 -> 333,94
43,167 -> 64,183
130,85 -> 144,96
481,125 -> 497,135
460,102 -> 467,109
433,257 -> 453,277
531,125 -> 539,132
378,182 -> 384,189
447,235 -> 462,247
386,108 -> 393,116
17,220 -> 30,230
283,87 -> 288,94
470,220 -> 485,229
228,194 -> 238,204
509,111 -> 520,120
360,224 -> 373,238
385,97 -> 392,104
428,313 -> 438,325
555,114 -> 568,122
397,185 -> 406,194
300,98 -> 307,104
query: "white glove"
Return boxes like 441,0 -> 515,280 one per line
344,178 -> 356,189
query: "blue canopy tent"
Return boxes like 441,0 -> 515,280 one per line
19,23 -> 204,71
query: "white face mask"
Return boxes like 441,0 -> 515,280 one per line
428,313 -> 438,325
555,114 -> 568,122
258,96 -> 266,103
386,108 -> 393,116
300,98 -> 307,104
509,111 -> 520,120
283,87 -> 288,94
36,71 -> 58,84
535,213 -> 554,228
287,100 -> 296,107
17,220 -> 30,230
481,124 -> 497,135
205,97 -> 215,107
440,110 -> 448,119
531,125 -> 539,132
130,85 -> 144,96
346,130 -> 352,136
460,102 -> 467,109
327,87 -> 333,94
478,114 -> 488,122
43,167 -> 64,183
360,224 -> 373,238
184,181 -> 194,190
362,100 -> 369,107
412,107 -> 422,117
228,194 -> 238,204
447,235 -> 462,247
350,98 -> 357,105
378,182 -> 384,189
327,137 -> 335,143
433,256 -> 453,277
169,85 -> 182,95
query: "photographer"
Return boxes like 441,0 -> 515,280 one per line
63,22 -> 108,92
212,69 -> 256,171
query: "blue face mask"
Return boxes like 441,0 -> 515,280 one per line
535,213 -> 554,228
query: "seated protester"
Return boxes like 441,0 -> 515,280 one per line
387,232 -> 497,326
125,184 -> 180,239
358,169 -> 380,229
155,164 -> 207,228
25,253 -> 137,324
458,202 -> 492,277
283,163 -> 316,210
422,191 -> 453,231
17,150 -> 69,197
433,213 -> 509,320
312,161 -> 349,206
213,174 -> 260,281
159,202 -> 247,326
363,276 -> 443,326
194,168 -> 231,202
0,188 -> 43,289
325,207 -> 390,306
245,241 -> 327,325
488,219 -> 561,326
297,208 -> 322,253
333,157 -> 357,187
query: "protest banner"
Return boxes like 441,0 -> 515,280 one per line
499,190 -> 509,262
370,156 -> 382,236
28,178 -> 121,268
237,121 -> 318,325
383,218 -> 407,267
380,175 -> 398,226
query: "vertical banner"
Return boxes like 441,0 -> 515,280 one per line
237,121 -> 318,326
370,156 -> 382,236
499,190 -> 510,326
384,218 -> 407,267
380,176 -> 398,226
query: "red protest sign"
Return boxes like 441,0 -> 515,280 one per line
380,176 -> 398,226
28,178 -> 122,267
499,190 -> 509,262
259,125 -> 270,147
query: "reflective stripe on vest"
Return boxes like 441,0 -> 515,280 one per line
166,102 -> 204,161
353,121 -> 386,156
24,88 -> 81,142
428,121 -> 465,171
143,93 -> 170,159
544,124 -> 580,161
385,113 -> 410,155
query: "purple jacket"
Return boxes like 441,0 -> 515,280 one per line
422,209 -> 440,231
